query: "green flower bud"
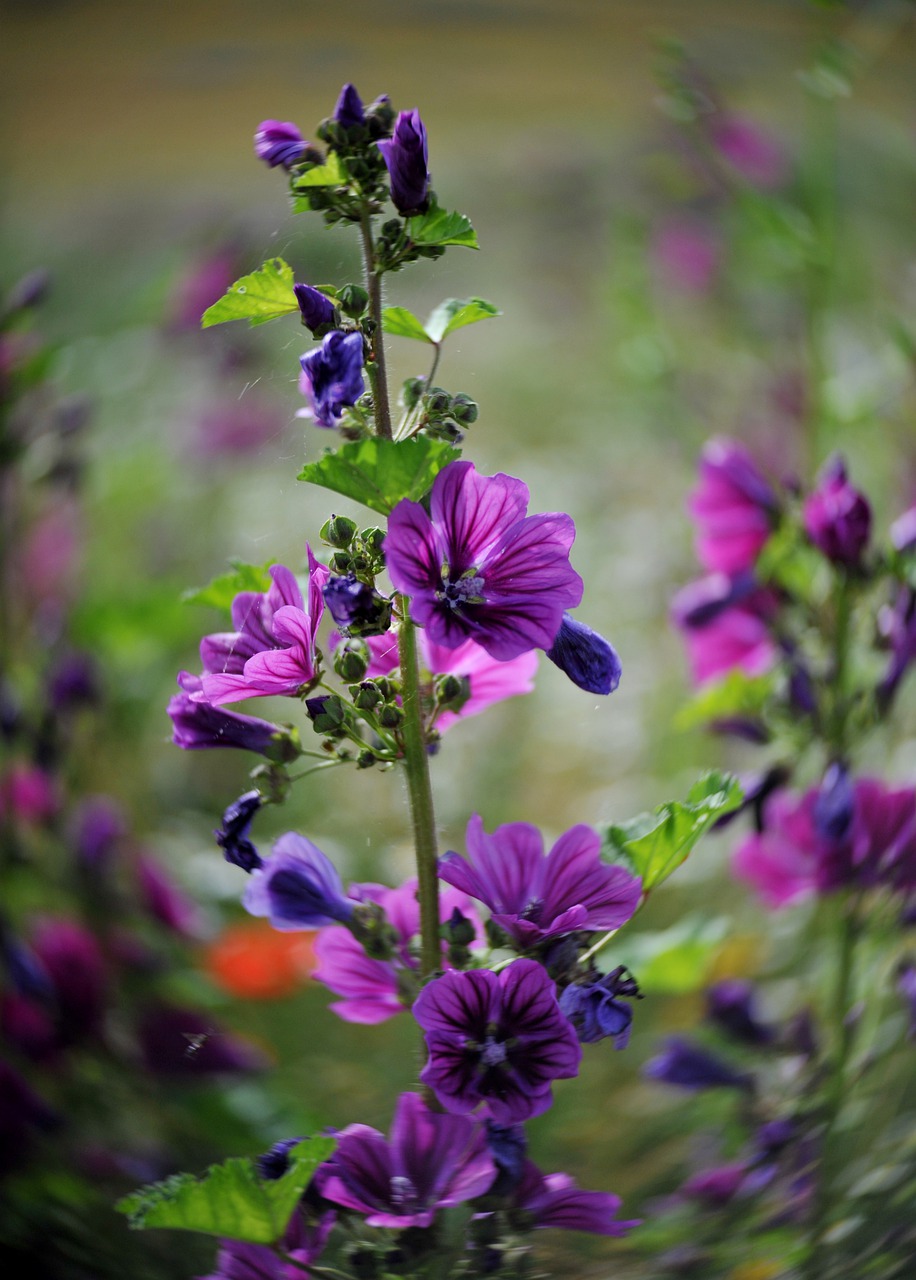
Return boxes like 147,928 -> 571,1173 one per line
333,638 -> 370,682
320,514 -> 358,548
425,386 -> 451,415
378,703 -> 403,729
338,284 -> 369,319
353,682 -> 383,712
356,749 -> 376,770
402,376 -> 426,410
449,393 -> 479,425
435,673 -> 471,712
360,527 -> 387,556
330,550 -> 353,574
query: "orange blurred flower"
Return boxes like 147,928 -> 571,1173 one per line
203,919 -> 318,1000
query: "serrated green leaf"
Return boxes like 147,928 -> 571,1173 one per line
297,436 -> 460,515
406,205 -> 478,249
601,771 -> 743,893
116,1139 -> 335,1243
424,297 -> 500,343
382,306 -> 433,343
614,916 -> 729,994
201,259 -> 298,329
291,153 -> 347,188
182,561 -> 273,612
674,669 -> 775,732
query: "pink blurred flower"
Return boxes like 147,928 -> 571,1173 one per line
688,438 -> 778,576
711,116 -> 789,190
168,248 -> 239,332
652,221 -> 720,295
0,764 -> 59,825
190,395 -> 286,459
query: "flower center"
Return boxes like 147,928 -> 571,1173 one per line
520,898 -> 544,923
438,569 -> 486,611
389,1174 -> 418,1209
480,1035 -> 508,1068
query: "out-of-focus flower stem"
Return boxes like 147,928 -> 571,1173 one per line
358,206 -> 393,441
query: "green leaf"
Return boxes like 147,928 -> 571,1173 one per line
406,205 -> 479,249
674,669 -> 775,732
615,916 -> 729,994
291,153 -> 347,188
201,259 -> 299,329
424,297 -> 500,343
601,771 -> 743,893
116,1138 -> 335,1243
381,306 -> 433,343
182,561 -> 273,612
298,436 -> 460,515
756,519 -> 827,601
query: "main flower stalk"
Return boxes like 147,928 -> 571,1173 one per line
359,207 -> 393,441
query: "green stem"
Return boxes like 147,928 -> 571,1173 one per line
397,598 -> 440,982
828,573 -> 851,760
358,207 -> 393,441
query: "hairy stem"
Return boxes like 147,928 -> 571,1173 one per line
397,599 -> 440,981
359,207 -> 393,441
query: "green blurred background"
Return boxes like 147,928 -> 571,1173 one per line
3,1 -> 916,1276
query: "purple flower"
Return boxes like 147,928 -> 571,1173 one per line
313,879 -> 481,1024
803,456 -> 871,567
652,220 -> 720,295
680,1162 -> 748,1206
891,504 -> 916,553
254,120 -> 308,169
136,856 -> 199,935
385,461 -> 584,662
813,763 -> 855,842
200,1202 -> 334,1280
485,1121 -> 527,1196
243,833 -> 357,930
643,1037 -> 751,1090
705,980 -> 774,1046
413,960 -> 582,1124
47,650 -> 99,712
511,1159 -> 639,1235
559,966 -> 640,1047
710,116 -> 789,190
169,672 -> 288,755
196,552 -> 328,704
293,283 -> 337,334
319,1091 -> 495,1228
377,109 -> 430,215
71,795 -> 126,868
215,791 -> 264,872
878,587 -> 916,708
438,814 -> 641,950
546,613 -> 621,695
670,571 -> 758,629
257,1137 -> 304,1181
688,438 -> 777,575
32,917 -> 107,1047
674,584 -> 778,686
322,575 -> 389,631
137,1005 -> 266,1076
333,82 -> 365,129
896,962 -> 916,1038
299,331 -> 365,429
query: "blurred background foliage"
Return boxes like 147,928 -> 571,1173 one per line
2,1 -> 916,1276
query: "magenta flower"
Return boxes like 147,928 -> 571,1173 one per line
438,814 -> 641,949
687,438 -> 777,575
254,120 -> 308,169
169,672 -> 288,755
710,116 -> 789,190
319,1091 -> 494,1228
196,552 -> 328,705
135,856 -> 199,935
413,960 -> 582,1123
680,1162 -> 749,1206
243,832 -> 358,930
803,455 -> 871,567
0,764 -> 58,826
673,580 -> 778,686
385,461 -> 583,661
512,1159 -> 640,1235
200,1203 -> 334,1280
313,879 -> 481,1023
652,220 -> 720,295
732,789 -> 821,909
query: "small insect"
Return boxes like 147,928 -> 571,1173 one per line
181,1028 -> 217,1059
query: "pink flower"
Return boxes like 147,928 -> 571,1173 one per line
653,221 -> 720,295
0,765 -> 59,826
711,116 -> 789,190
732,790 -> 821,908
688,438 -> 777,576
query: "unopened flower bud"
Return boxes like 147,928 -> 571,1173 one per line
356,750 -> 376,769
378,703 -> 403,728
377,108 -> 430,216
334,639 -> 370,682
323,575 -> 391,635
442,907 -> 476,948
337,284 -> 369,319
320,514 -> 358,548
449,393 -> 478,425
803,455 -> 871,568
333,82 -> 365,130
425,386 -> 451,415
435,673 -> 471,712
402,376 -> 426,410
366,94 -> 395,137
293,283 -> 337,334
360,527 -> 386,556
330,551 -> 352,574
305,695 -> 345,734
353,682 -> 383,712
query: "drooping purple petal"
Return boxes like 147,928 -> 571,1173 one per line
243,833 -> 355,930
546,613 -> 622,695
513,1160 -> 640,1235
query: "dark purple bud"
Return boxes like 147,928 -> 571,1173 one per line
485,1121 -> 528,1196
803,455 -> 871,567
333,83 -> 365,129
243,833 -> 356,929
877,587 -> 916,710
891,505 -> 916,554
214,790 -> 263,872
784,1007 -> 819,1058
443,906 -> 476,948
71,796 -> 126,869
137,1005 -> 267,1075
670,572 -> 757,629
300,331 -> 366,429
32,918 -> 107,1046
709,717 -> 771,744
377,109 -> 430,216
1,991 -> 58,1060
2,938 -> 52,1001
788,660 -> 817,716
755,1118 -> 796,1160
257,1136 -> 304,1180
643,1037 -> 752,1090
293,283 -> 337,335
254,119 -> 308,169
706,979 -> 774,1046
5,269 -> 51,313
47,650 -> 100,712
680,1162 -> 748,1206
546,613 -> 622,695
136,856 -> 198,935
168,672 -> 288,757
813,762 -> 855,842
322,575 -> 390,632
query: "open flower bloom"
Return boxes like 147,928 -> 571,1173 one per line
385,461 -> 583,661
243,832 -> 358,930
673,580 -> 779,687
299,331 -> 366,428
438,814 -> 641,949
313,879 -> 481,1023
511,1159 -> 640,1235
195,551 -> 328,704
413,960 -> 582,1124
687,438 -> 777,576
352,629 -> 537,734
319,1091 -> 495,1228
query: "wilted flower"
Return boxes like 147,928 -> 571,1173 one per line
254,120 -> 308,169
439,814 -> 640,949
378,109 -> 430,215
319,1091 -> 495,1227
299,331 -> 365,429
413,959 -> 582,1123
546,613 -> 622,695
214,791 -> 264,872
559,966 -> 640,1048
803,456 -> 871,567
511,1159 -> 640,1235
385,461 -> 583,661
